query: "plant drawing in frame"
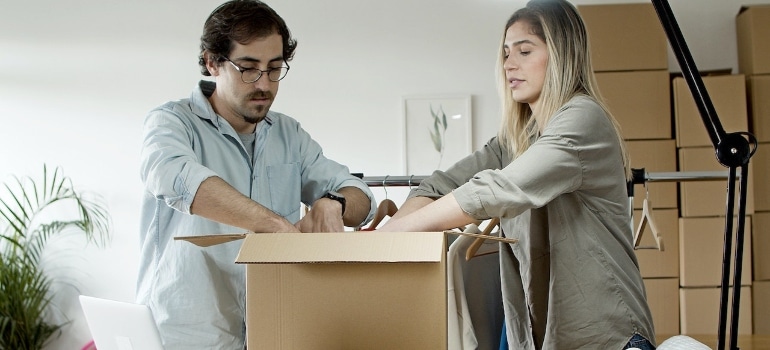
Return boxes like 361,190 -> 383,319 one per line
403,95 -> 472,175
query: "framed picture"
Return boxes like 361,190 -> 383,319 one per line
403,95 -> 472,175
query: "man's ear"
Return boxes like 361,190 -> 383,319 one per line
204,51 -> 221,76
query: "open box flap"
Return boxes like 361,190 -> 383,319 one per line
236,231 -> 446,264
174,233 -> 247,247
445,230 -> 518,244
739,4 -> 770,15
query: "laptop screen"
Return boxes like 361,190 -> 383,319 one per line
79,295 -> 164,350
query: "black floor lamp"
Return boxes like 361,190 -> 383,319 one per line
649,1 -> 758,349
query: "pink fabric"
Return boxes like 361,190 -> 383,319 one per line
81,340 -> 97,350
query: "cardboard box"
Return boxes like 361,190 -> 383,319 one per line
680,286 -> 752,335
679,216 -> 752,288
643,278 -> 680,335
595,71 -> 671,140
747,75 -> 770,143
578,3 -> 668,72
754,143 -> 770,212
627,140 -> 678,210
753,212 -> 770,281
178,232 -> 450,349
634,209 -> 678,278
753,280 -> 770,335
737,5 -> 770,75
673,74 -> 749,148
678,147 -> 755,217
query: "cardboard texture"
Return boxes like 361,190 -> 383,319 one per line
753,143 -> 770,212
753,212 -> 770,281
578,3 -> 667,72
595,70 -> 671,140
627,140 -> 678,210
179,231 -> 488,349
747,76 -> 770,143
635,209 -> 679,278
753,280 -> 770,335
643,278 -> 680,335
679,286 -> 752,335
673,74 -> 749,148
678,147 -> 755,217
679,216 -> 752,288
737,5 -> 770,75
241,232 -> 448,349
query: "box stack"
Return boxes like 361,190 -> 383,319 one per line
672,71 -> 754,336
737,4 -> 770,336
578,3 -> 679,336
667,6 -> 760,334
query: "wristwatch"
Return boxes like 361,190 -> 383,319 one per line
321,191 -> 346,215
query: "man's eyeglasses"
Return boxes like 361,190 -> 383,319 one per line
221,56 -> 290,83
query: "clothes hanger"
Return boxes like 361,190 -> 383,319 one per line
363,176 -> 399,230
366,199 -> 398,230
465,217 -> 500,261
634,185 -> 664,251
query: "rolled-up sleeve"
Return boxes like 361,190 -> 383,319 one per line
140,106 -> 218,214
450,103 -> 617,220
293,122 -> 377,222
409,137 -> 507,200
453,132 -> 583,219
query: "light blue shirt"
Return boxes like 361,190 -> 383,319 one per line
136,81 -> 375,349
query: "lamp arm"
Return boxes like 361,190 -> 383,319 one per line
649,1 -> 758,349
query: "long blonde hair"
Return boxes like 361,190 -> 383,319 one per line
496,0 -> 630,179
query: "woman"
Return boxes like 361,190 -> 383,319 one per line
378,0 -> 656,349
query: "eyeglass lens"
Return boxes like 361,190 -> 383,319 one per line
241,67 -> 288,83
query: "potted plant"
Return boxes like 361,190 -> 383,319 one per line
0,165 -> 111,350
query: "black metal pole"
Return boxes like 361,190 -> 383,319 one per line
720,167 -> 737,350
729,165 -> 750,348
650,0 -> 724,147
648,1 -> 756,349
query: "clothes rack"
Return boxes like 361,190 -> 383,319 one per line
359,170 -> 735,189
358,175 -> 429,187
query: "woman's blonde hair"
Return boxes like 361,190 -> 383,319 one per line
495,0 -> 630,179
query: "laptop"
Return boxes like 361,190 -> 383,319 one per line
79,295 -> 164,350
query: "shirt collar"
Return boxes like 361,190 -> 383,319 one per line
190,80 -> 274,129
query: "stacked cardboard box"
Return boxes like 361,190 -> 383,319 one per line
673,72 -> 754,335
580,3 -> 675,213
578,3 -> 679,336
737,4 -> 770,336
581,2 -> 766,338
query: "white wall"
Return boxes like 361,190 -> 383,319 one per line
0,0 -> 766,348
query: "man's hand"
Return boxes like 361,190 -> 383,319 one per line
295,197 -> 345,232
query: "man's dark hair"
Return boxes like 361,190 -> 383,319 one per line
198,0 -> 298,76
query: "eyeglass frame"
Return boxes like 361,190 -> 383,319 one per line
220,56 -> 290,83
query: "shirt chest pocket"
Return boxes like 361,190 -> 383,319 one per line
267,162 -> 301,217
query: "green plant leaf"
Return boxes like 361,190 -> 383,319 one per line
0,165 -> 111,350
440,107 -> 448,130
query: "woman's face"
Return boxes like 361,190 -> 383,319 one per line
503,20 -> 549,114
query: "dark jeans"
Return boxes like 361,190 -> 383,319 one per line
499,325 -> 655,349
623,334 -> 656,350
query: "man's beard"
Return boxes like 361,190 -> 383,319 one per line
242,90 -> 273,124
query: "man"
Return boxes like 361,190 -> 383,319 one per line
136,1 -> 376,348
